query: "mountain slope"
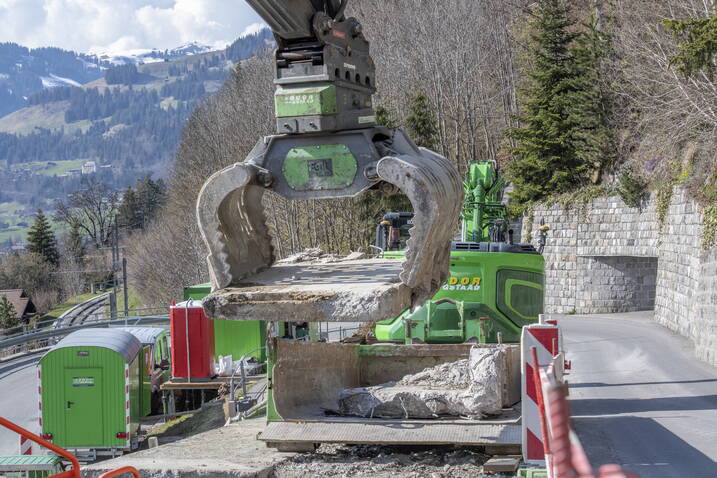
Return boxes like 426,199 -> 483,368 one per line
0,28 -> 274,221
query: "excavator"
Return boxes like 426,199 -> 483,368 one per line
195,0 -> 539,451
374,160 -> 548,345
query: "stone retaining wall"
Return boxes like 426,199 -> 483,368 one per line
523,188 -> 717,366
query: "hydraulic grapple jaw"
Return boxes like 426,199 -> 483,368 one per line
195,1 -> 464,313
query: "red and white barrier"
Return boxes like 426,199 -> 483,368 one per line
521,320 -> 561,462
18,435 -> 32,455
522,316 -> 639,478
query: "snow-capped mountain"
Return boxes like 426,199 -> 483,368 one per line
88,41 -> 218,67
0,30 -> 273,118
0,43 -> 106,116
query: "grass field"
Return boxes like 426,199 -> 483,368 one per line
12,159 -> 87,176
0,201 -> 66,243
0,101 -> 92,135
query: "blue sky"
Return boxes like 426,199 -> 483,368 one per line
0,0 -> 264,53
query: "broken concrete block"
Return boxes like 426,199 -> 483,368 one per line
202,258 -> 412,322
338,346 -> 508,419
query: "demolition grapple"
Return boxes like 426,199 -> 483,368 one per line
196,0 -> 463,307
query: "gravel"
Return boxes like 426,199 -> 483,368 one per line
270,444 -> 506,478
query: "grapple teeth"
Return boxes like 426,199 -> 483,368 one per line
376,148 -> 464,306
196,162 -> 274,290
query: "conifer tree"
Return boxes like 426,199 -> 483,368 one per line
375,105 -> 399,130
405,92 -> 439,150
507,0 -> 613,210
27,209 -> 59,266
664,12 -> 717,78
0,296 -> 18,330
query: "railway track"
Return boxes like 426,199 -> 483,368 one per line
54,293 -> 110,329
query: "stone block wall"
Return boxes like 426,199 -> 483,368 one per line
523,188 -> 717,366
576,256 -> 657,313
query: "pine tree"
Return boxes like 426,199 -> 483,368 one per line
664,13 -> 717,78
405,92 -> 439,150
507,0 -> 613,210
375,105 -> 399,130
27,209 -> 59,266
0,296 -> 18,330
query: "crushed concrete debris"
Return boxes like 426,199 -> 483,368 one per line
270,444 -> 500,478
277,248 -> 367,264
338,346 -> 506,419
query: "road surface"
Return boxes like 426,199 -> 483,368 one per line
560,311 -> 717,477
0,350 -> 42,455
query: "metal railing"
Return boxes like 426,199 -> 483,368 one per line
0,314 -> 169,357
0,416 -> 81,478
0,416 -> 140,478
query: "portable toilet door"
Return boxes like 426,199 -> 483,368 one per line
39,328 -> 142,453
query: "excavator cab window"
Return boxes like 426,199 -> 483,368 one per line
375,212 -> 414,252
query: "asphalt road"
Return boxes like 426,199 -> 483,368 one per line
0,350 -> 43,455
560,311 -> 717,478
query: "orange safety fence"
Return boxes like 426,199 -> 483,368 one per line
0,416 -> 81,478
0,416 -> 141,478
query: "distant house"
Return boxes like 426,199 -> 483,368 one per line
82,161 -> 97,174
10,244 -> 27,254
0,289 -> 37,322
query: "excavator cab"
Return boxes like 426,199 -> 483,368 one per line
375,212 -> 414,252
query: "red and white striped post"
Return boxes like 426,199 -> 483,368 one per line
37,366 -> 43,435
124,364 -> 131,448
522,319 -> 561,463
18,435 -> 32,455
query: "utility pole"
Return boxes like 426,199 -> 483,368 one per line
110,216 -> 120,320
123,257 -> 129,317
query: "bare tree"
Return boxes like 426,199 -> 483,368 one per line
55,178 -> 120,248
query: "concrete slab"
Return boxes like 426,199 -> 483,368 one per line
483,456 -> 520,473
202,259 -> 412,322
82,418 -> 292,478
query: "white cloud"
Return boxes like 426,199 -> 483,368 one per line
0,0 -> 264,52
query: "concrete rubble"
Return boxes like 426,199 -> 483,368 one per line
338,346 -> 506,419
271,443 -> 498,478
277,248 -> 367,264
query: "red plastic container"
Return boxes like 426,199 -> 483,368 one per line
170,300 -> 215,379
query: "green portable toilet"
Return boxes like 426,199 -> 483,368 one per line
0,455 -> 63,478
117,326 -> 171,416
39,329 -> 142,455
184,283 -> 266,362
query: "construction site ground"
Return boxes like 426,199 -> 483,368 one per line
82,416 -> 506,478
